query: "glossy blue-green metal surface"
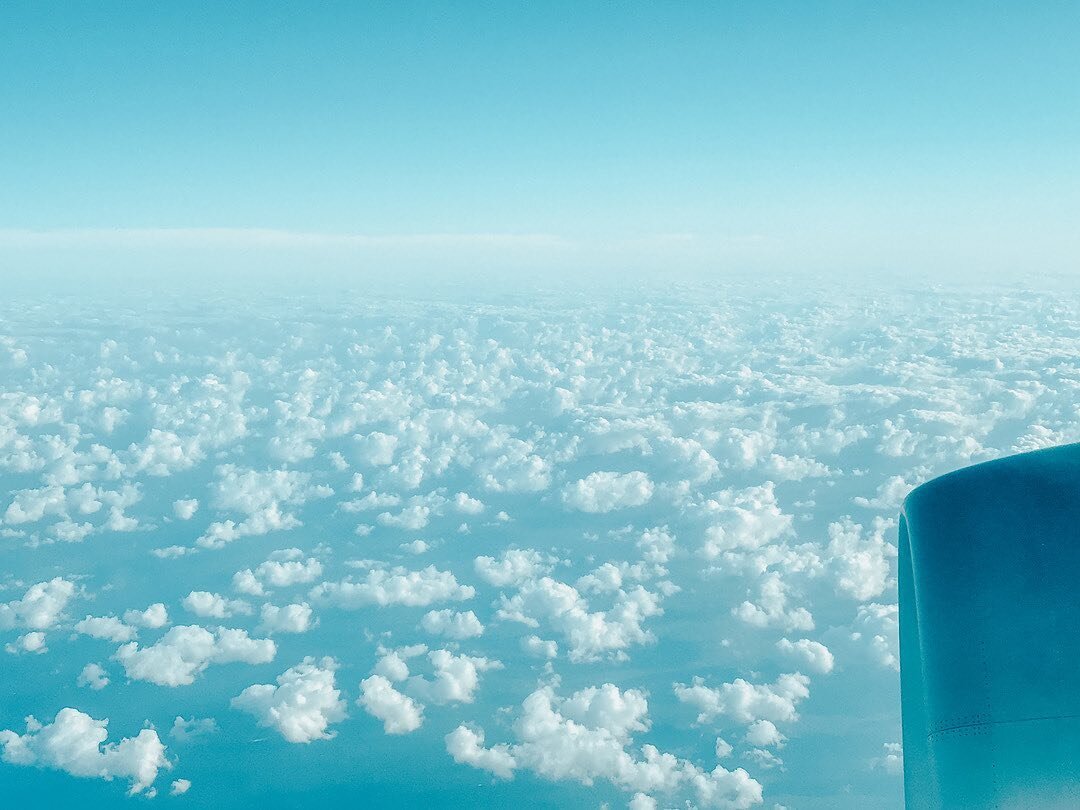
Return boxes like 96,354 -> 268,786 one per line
900,443 -> 1080,809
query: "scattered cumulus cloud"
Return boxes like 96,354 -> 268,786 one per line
0,577 -> 76,631
446,682 -> 764,808
562,471 -> 654,513
77,663 -> 110,690
0,708 -> 167,794
114,625 -> 276,687
311,565 -> 474,608
3,282 -> 1058,805
421,609 -> 485,639
232,657 -> 347,743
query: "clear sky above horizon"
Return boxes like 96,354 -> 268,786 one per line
1,2 -> 1078,279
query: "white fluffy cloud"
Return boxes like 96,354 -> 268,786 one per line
475,436 -> 552,493
358,675 -> 424,735
52,520 -> 93,542
181,591 -> 252,619
172,498 -> 199,520
377,504 -> 432,530
232,550 -> 324,597
210,466 -> 325,514
77,663 -> 110,690
776,638 -> 834,674
853,475 -> 916,511
355,431 -> 398,466
232,657 -> 347,743
74,615 -> 136,643
576,561 -> 651,594
745,719 -> 785,748
852,602 -> 899,670
357,646 -> 501,735
446,683 -> 763,809
732,572 -> 814,632
0,577 -> 76,631
674,672 -> 811,726
114,625 -> 276,687
474,548 -> 552,587
764,453 -> 831,482
637,526 -> 676,568
406,649 -> 502,705
195,465 -> 332,549
628,793 -> 658,810
123,603 -> 169,629
372,644 -> 427,682
453,492 -> 485,514
497,577 -> 664,662
258,602 -> 314,634
310,565 -> 474,608
3,484 -> 67,525
127,429 -> 202,477
520,635 -> 558,659
421,608 -> 484,639
700,483 -> 792,558
0,708 -> 167,794
562,471 -> 654,513
6,631 -> 47,655
825,517 -> 896,601
444,725 -> 516,779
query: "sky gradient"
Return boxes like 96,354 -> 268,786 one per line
1,2 -> 1078,278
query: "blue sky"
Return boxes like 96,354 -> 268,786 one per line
1,3 -> 1078,277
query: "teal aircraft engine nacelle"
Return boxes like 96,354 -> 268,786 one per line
900,444 -> 1080,809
